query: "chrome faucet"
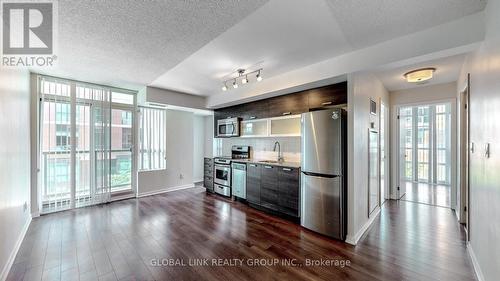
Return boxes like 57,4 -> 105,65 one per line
273,141 -> 284,162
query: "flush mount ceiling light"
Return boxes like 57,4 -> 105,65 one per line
404,68 -> 436,83
221,68 -> 263,91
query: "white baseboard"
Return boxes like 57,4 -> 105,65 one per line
345,207 -> 381,245
137,184 -> 195,198
467,242 -> 485,281
0,215 -> 32,281
193,179 -> 203,183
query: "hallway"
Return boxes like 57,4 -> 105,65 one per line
7,188 -> 475,281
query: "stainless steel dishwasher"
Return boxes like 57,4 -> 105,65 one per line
231,162 -> 246,199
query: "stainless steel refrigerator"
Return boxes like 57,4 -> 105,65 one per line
300,108 -> 346,240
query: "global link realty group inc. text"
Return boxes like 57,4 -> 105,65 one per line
151,258 -> 352,268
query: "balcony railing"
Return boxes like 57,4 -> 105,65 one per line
41,149 -> 132,202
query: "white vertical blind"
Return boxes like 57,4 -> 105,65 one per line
139,107 -> 166,170
39,76 -> 133,214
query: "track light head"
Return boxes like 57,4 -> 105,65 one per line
232,80 -> 238,89
256,70 -> 262,82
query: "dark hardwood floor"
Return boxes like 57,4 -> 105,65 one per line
401,181 -> 451,207
7,188 -> 476,281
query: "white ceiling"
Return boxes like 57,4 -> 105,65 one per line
324,0 -> 487,49
150,0 -> 352,95
151,0 -> 486,96
375,54 -> 467,92
31,0 -> 486,98
30,0 -> 268,90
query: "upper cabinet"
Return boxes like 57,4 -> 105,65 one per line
308,82 -> 348,110
240,119 -> 268,137
269,115 -> 301,137
267,91 -> 308,117
239,100 -> 269,121
214,81 -> 347,138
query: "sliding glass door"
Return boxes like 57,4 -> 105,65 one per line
39,77 -> 135,214
399,103 -> 451,186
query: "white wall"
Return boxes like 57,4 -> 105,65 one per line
0,69 -> 32,280
138,110 -> 195,195
390,82 -> 458,105
192,115 -> 204,182
457,0 -> 500,280
346,72 -> 389,245
389,82 -> 458,209
145,86 -> 207,110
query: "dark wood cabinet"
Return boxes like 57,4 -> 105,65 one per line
214,81 -> 347,138
260,165 -> 279,211
307,82 -> 348,110
239,100 -> 269,120
267,91 -> 309,117
204,158 -> 214,192
246,163 -> 300,218
246,163 -> 261,204
278,167 -> 300,217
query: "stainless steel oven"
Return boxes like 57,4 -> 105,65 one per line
217,118 -> 240,137
214,158 -> 231,196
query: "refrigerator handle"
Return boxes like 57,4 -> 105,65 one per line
302,171 -> 340,178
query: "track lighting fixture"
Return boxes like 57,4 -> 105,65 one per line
220,68 -> 263,91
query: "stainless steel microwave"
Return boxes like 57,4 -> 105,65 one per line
217,117 -> 240,137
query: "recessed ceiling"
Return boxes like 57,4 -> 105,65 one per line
375,54 -> 467,92
30,0 -> 486,98
325,0 -> 486,49
30,0 -> 269,90
150,0 -> 352,96
151,0 -> 486,96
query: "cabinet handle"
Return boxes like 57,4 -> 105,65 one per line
282,168 -> 292,171
321,101 -> 333,106
264,165 -> 273,169
282,112 -> 291,116
249,164 -> 258,167
249,116 -> 256,119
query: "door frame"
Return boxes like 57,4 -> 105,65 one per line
109,103 -> 137,197
391,98 -> 457,209
459,74 -> 471,240
35,75 -> 138,215
379,100 -> 389,204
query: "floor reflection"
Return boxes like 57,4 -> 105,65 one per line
401,181 -> 450,207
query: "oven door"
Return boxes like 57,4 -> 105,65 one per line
214,164 -> 231,186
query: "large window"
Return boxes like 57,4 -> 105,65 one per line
139,107 -> 167,170
399,103 -> 451,185
39,76 -> 136,214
